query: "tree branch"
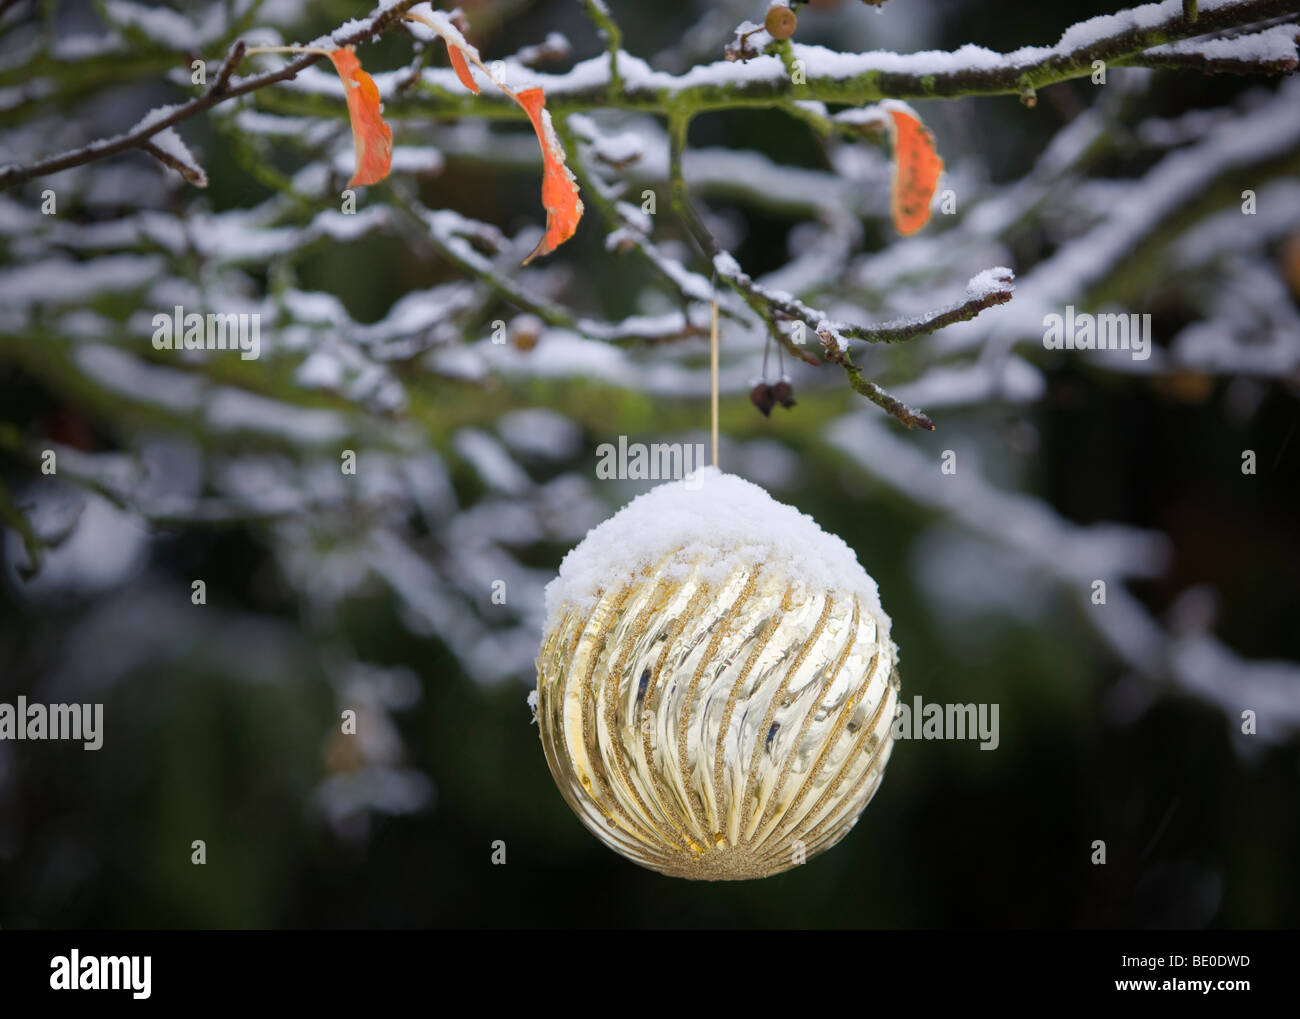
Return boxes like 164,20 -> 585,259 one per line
4,0 -> 1292,192
0,0 -> 422,190
665,106 -> 1016,425
841,355 -> 935,431
1121,24 -> 1300,75
367,0 -> 1298,117
554,111 -> 735,331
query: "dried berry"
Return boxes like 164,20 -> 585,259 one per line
764,4 -> 798,40
510,314 -> 543,351
750,382 -> 776,417
772,379 -> 796,409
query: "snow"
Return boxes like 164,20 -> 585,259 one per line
235,110 -> 339,144
1170,636 -> 1300,741
827,412 -> 1170,594
3,491 -> 148,600
329,0 -> 420,46
104,0 -> 256,49
454,327 -> 759,397
638,244 -> 715,303
0,255 -> 164,308
712,251 -> 741,278
205,388 -> 351,444
183,206 -> 389,262
542,467 -> 893,640
316,0 -> 1265,108
403,3 -> 479,61
0,80 -> 54,112
75,345 -> 205,413
498,408 -> 583,461
816,319 -> 850,353
104,1 -> 201,47
51,34 -> 127,61
965,266 -> 1016,299
518,32 -> 571,66
295,349 -> 346,390
890,357 -> 1045,409
149,128 -> 207,186
453,429 -> 533,495
358,282 -> 477,346
1145,24 -> 1300,64
832,106 -> 890,129
387,146 -> 445,174
935,75 -> 1300,360
571,115 -> 645,167
130,104 -> 185,134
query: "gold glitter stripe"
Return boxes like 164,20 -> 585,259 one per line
572,583 -> 667,853
601,576 -> 688,855
712,580 -> 790,846
762,623 -> 875,855
784,714 -> 895,860
639,579 -> 711,855
738,589 -> 833,844
795,653 -> 893,836
675,567 -> 757,839
755,649 -> 893,867
747,595 -> 858,852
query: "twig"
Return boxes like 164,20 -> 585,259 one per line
210,38 -> 246,96
0,0 -> 422,190
1122,26 -> 1300,75
140,138 -> 209,187
665,108 -> 1011,423
580,0 -> 623,100
842,356 -> 935,431
553,111 -> 733,327
840,284 -> 1016,344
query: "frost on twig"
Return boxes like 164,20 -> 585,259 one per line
709,244 -> 1014,425
140,128 -> 209,188
266,0 -> 1300,116
1130,23 -> 1299,74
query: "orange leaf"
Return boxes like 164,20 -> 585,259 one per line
513,87 -> 583,264
888,107 -> 943,236
446,44 -> 480,94
329,46 -> 393,189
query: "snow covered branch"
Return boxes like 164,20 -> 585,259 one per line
0,0 -> 424,190
347,0 -> 1300,117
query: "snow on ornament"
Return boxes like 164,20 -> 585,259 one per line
534,467 -> 901,880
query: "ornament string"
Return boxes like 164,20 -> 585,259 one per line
710,270 -> 719,469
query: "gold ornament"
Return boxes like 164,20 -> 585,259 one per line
535,469 -> 900,880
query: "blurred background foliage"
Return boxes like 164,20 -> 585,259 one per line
1,0 -> 1298,928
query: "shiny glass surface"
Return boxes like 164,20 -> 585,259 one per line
536,557 -> 900,880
